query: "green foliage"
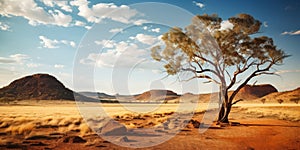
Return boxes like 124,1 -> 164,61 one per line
151,14 -> 288,77
151,13 -> 289,123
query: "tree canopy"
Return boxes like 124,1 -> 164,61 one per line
151,13 -> 289,123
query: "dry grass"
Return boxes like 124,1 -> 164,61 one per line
244,106 -> 300,121
0,101 -> 299,138
5,122 -> 35,135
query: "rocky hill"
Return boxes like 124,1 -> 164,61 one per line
233,84 -> 278,100
135,90 -> 179,101
256,87 -> 300,103
0,74 -> 96,101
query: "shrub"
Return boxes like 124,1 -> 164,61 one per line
290,98 -> 300,104
261,98 -> 266,104
277,99 -> 283,104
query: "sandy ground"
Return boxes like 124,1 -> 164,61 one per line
0,101 -> 299,150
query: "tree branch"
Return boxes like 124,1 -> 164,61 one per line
232,99 -> 243,105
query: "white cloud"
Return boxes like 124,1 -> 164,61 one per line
0,0 -> 72,27
275,69 -> 300,74
193,1 -> 205,8
70,41 -> 76,48
54,64 -> 64,68
263,21 -> 268,28
81,41 -> 149,68
130,33 -> 158,45
74,20 -> 86,26
133,19 -> 148,25
70,0 -> 139,24
26,63 -> 42,68
150,28 -> 160,33
0,22 -> 11,31
109,28 -> 123,33
0,54 -> 29,64
56,1 -> 73,12
95,40 -> 116,48
39,36 -> 76,48
281,30 -> 300,35
85,26 -> 92,30
39,36 -> 59,48
40,0 -> 72,12
220,20 -> 234,30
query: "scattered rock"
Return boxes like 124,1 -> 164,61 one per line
0,132 -> 7,136
30,142 -> 48,146
189,119 -> 201,128
99,121 -> 127,135
25,135 -> 54,140
5,143 -> 26,149
62,136 -> 86,143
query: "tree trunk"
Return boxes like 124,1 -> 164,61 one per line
217,90 -> 232,123
218,104 -> 231,123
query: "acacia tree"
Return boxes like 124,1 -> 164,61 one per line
151,14 -> 288,123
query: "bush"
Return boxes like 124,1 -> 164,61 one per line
290,98 -> 300,104
277,99 -> 283,104
261,98 -> 266,104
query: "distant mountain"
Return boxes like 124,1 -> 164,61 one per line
180,84 -> 279,103
78,92 -> 116,100
0,74 -> 97,102
256,87 -> 300,103
135,90 -> 180,101
233,84 -> 278,100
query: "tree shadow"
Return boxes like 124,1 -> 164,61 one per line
240,123 -> 300,128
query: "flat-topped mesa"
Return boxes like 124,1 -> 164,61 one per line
239,84 -> 278,98
135,89 -> 179,101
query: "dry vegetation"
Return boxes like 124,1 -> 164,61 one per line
0,100 -> 299,149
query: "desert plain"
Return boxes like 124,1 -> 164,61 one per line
0,100 -> 299,150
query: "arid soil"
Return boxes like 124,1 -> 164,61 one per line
0,102 -> 299,150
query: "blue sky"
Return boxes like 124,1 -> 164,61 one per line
0,0 -> 299,94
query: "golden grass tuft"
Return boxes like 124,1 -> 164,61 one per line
79,123 -> 92,136
5,122 -> 35,135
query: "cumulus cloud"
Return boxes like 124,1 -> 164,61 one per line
95,40 -> 116,48
130,34 -> 158,45
26,63 -> 42,68
133,19 -> 148,25
0,0 -> 72,27
40,0 -> 72,12
74,20 -> 86,26
81,42 -> 148,68
281,30 -> 300,35
0,22 -> 11,31
143,26 -> 148,30
150,28 -> 160,33
219,20 -> 234,30
39,36 -> 76,48
54,64 -> 64,68
193,1 -> 205,8
275,69 -> 300,74
0,54 -> 29,64
263,21 -> 268,27
85,26 -> 92,30
70,0 -> 140,24
109,28 -> 123,33
39,36 -> 59,48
